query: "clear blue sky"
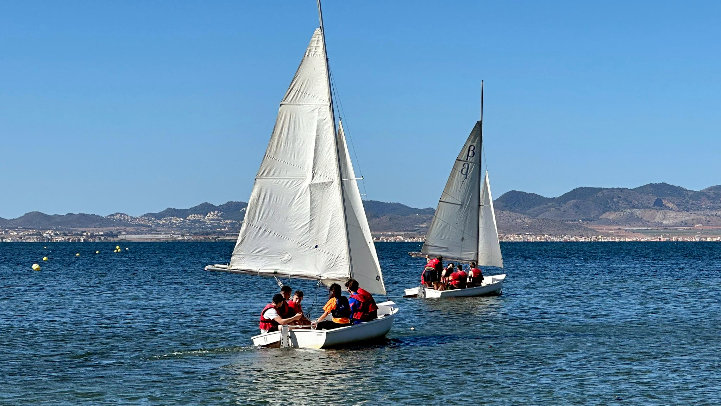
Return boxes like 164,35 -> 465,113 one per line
2,1 -> 719,218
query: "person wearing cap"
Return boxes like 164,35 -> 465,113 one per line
259,293 -> 303,333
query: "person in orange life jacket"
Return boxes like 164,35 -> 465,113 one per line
448,264 -> 468,289
345,278 -> 378,324
467,262 -> 484,287
313,283 -> 351,330
259,294 -> 303,333
287,290 -> 311,325
277,285 -> 296,318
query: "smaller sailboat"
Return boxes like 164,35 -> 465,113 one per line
405,83 -> 506,298
206,1 -> 397,348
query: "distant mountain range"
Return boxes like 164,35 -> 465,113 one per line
3,183 -> 721,237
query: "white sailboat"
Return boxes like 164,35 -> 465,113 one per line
405,83 -> 506,298
206,2 -> 397,348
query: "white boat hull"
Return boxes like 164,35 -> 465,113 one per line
251,301 -> 398,349
404,274 -> 506,298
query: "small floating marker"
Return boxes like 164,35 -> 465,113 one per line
75,253 -> 80,257
95,251 -> 100,254
410,327 -> 415,331
115,245 -> 120,250
32,263 -> 41,271
43,246 -> 47,249
125,247 -> 129,251
42,256 -> 48,261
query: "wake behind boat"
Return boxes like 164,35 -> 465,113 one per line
405,82 -> 505,299
205,1 -> 396,348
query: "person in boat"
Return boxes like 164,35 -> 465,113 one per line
467,262 -> 484,287
277,285 -> 297,318
259,293 -> 303,333
440,263 -> 455,290
421,255 -> 438,288
345,278 -> 378,324
287,290 -> 311,325
448,263 -> 468,289
313,283 -> 351,330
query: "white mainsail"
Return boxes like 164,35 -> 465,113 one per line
222,28 -> 386,294
478,171 -> 503,267
421,121 -> 482,262
420,120 -> 503,268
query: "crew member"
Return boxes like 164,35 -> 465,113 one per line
345,278 -> 378,323
314,283 -> 351,330
448,263 -> 468,289
467,262 -> 484,287
259,293 -> 303,333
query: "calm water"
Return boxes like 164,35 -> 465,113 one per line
1,242 -> 720,404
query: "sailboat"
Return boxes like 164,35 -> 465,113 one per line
404,83 -> 506,299
205,2 -> 397,348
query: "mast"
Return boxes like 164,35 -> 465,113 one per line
476,81 -> 484,264
317,0 -> 354,279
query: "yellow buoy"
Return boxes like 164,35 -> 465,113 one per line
75,253 -> 80,257
32,263 -> 41,271
42,256 -> 48,261
116,245 -> 120,250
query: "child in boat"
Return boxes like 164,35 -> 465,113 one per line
448,264 -> 468,289
259,294 -> 303,333
287,290 -> 311,325
313,283 -> 351,330
345,278 -> 378,324
467,262 -> 484,287
277,285 -> 296,318
440,263 -> 455,290
421,255 -> 438,288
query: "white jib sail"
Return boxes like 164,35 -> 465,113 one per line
421,121 -> 482,262
478,171 -> 503,267
229,28 -> 351,285
337,121 -> 386,295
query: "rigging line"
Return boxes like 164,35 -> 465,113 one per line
328,69 -> 370,200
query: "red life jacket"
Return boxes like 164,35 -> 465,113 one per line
276,301 -> 295,318
449,270 -> 468,288
287,300 -> 302,315
427,258 -> 439,269
470,267 -> 483,279
259,303 -> 278,332
350,288 -> 378,321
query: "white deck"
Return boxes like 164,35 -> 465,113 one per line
404,274 -> 506,298
251,301 -> 398,349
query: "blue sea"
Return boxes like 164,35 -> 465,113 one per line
2,242 -> 720,404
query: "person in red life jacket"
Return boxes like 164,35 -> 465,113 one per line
276,285 -> 296,318
345,278 -> 378,324
433,256 -> 444,290
259,293 -> 303,333
467,262 -> 484,287
313,283 -> 351,330
421,255 -> 439,288
448,264 -> 468,289
287,290 -> 311,325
